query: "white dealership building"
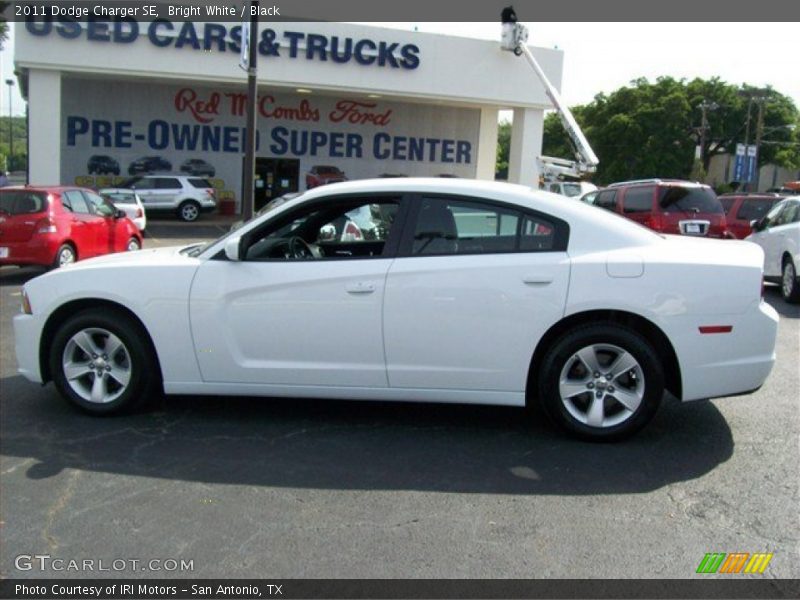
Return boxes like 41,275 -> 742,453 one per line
14,19 -> 563,211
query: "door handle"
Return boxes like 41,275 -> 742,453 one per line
522,275 -> 553,285
345,282 -> 376,294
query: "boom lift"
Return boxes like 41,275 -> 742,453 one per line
500,7 -> 599,181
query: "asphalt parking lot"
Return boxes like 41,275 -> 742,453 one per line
1,220 -> 798,580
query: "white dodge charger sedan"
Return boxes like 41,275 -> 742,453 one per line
14,178 -> 779,440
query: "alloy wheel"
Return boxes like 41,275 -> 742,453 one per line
61,328 -> 132,404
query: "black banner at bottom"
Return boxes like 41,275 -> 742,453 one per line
1,579 -> 799,599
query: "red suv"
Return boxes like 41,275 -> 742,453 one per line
718,193 -> 783,239
591,179 -> 732,238
0,186 -> 143,269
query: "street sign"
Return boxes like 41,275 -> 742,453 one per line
734,143 -> 746,181
239,21 -> 250,71
746,145 -> 758,184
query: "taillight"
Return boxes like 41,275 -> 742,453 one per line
206,188 -> 216,198
36,217 -> 57,234
135,208 -> 143,218
645,213 -> 666,232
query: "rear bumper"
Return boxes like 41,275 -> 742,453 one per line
0,238 -> 59,267
676,300 -> 779,401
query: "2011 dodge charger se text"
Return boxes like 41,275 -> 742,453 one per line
13,179 -> 779,440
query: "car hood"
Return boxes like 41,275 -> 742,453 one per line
60,245 -> 197,270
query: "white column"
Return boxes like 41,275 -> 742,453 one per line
475,108 -> 499,181
28,70 -> 61,185
508,107 -> 544,186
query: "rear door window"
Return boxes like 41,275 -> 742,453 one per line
594,190 -> 618,211
623,187 -> 655,213
156,178 -> 182,189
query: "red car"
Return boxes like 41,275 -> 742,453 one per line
718,193 -> 783,239
0,186 -> 143,269
592,179 -> 732,238
305,165 -> 347,190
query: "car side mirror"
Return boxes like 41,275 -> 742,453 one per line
114,209 -> 126,219
224,236 -> 242,261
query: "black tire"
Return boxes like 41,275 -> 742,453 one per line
177,200 -> 200,222
536,323 -> 664,442
52,243 -> 77,269
50,309 -> 161,415
781,257 -> 800,304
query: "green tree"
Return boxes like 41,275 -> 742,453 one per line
0,2 -> 9,50
0,116 -> 29,172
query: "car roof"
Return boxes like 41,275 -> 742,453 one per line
0,185 -> 89,193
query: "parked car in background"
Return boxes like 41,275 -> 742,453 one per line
746,197 -> 800,303
592,179 -> 732,238
14,179 -> 778,441
87,155 -> 120,175
99,188 -> 147,234
306,165 -> 347,189
718,193 -> 783,239
119,175 -> 216,222
580,190 -> 599,205
180,159 -> 216,177
128,156 -> 172,176
543,180 -> 597,198
0,186 -> 142,268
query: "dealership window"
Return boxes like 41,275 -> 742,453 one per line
623,187 -> 655,213
242,197 -> 400,261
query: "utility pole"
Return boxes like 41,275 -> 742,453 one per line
698,99 -> 718,172
241,1 -> 259,221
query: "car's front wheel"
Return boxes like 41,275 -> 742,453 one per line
177,200 -> 200,222
50,310 -> 161,415
537,324 -> 664,441
781,257 -> 800,304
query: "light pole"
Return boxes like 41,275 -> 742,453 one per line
5,79 -> 13,173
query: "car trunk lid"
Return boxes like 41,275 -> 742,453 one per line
0,190 -> 51,243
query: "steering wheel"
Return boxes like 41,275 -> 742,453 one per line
288,236 -> 315,259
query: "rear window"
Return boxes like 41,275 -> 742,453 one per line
561,183 -> 583,198
103,192 -> 137,204
736,198 -> 778,222
188,178 -> 213,189
658,186 -> 723,214
0,191 -> 48,215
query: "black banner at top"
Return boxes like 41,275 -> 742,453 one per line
3,0 -> 800,22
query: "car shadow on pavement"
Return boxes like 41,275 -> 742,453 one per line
0,266 -> 47,286
1,376 -> 734,495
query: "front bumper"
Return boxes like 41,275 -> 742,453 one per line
14,313 -> 44,383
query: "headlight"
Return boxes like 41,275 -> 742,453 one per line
21,289 -> 32,315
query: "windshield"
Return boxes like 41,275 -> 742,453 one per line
658,186 -> 723,214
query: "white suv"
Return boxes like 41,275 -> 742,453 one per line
120,175 -> 217,222
746,197 -> 800,303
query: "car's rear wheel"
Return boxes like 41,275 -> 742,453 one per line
782,257 -> 800,303
537,324 -> 664,441
126,237 -> 141,252
50,310 -> 160,415
177,200 -> 200,222
53,244 -> 77,268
